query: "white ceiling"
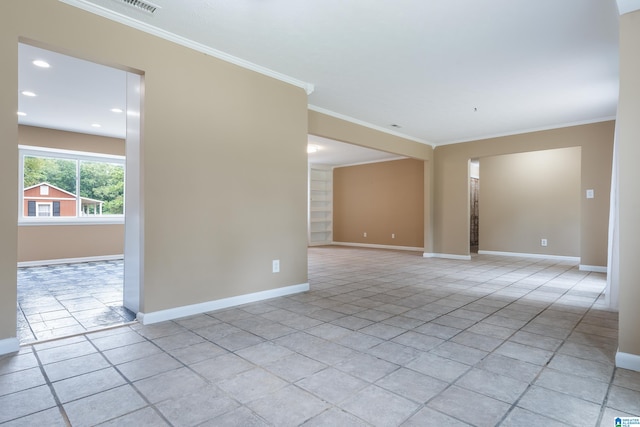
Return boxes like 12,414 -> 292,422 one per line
18,43 -> 127,139
19,0 -> 620,163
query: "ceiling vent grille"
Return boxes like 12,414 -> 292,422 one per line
112,0 -> 160,14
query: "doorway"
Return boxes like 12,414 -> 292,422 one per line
16,42 -> 142,343
470,159 -> 480,254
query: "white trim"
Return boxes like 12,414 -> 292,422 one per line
137,283 -> 310,325
617,0 -> 640,15
23,197 -> 76,201
478,250 -> 580,262
0,338 -> 20,356
579,265 -> 608,273
18,254 -> 123,268
308,105 -> 433,146
332,242 -> 423,252
435,116 -> 617,147
19,145 -> 125,162
19,217 -> 124,226
58,0 -> 315,95
616,350 -> 640,372
333,156 -> 408,168
423,252 -> 472,260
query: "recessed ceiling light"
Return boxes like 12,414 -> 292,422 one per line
32,60 -> 50,68
91,123 -> 102,128
110,108 -> 123,113
17,112 -> 26,116
21,91 -> 36,97
307,144 -> 319,154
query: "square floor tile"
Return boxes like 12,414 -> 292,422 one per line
264,353 -> 327,382
534,368 -> 609,403
376,367 -> 448,403
455,368 -> 529,404
218,368 -> 288,403
53,367 -> 126,403
247,385 -> 329,426
134,366 -> 208,403
0,367 -> 46,397
402,407 -> 472,426
334,353 -> 399,382
156,385 -> 239,427
63,384 -> 147,427
117,352 -> 182,381
297,367 -> 368,404
343,385 -> 420,426
0,385 -> 57,423
428,385 -> 511,427
406,352 -> 470,382
517,386 -> 601,426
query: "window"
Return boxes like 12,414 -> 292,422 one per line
37,203 -> 51,217
19,146 -> 125,223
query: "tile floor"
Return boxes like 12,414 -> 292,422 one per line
17,260 -> 135,343
2,246 -> 639,426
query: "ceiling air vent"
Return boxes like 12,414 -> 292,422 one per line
112,0 -> 161,14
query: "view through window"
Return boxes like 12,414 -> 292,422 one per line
20,147 -> 125,219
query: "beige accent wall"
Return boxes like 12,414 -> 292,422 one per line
433,121 -> 614,264
617,10 -> 640,361
334,159 -> 424,248
480,147 -> 581,256
18,125 -> 125,263
1,0 -> 308,346
308,110 -> 434,251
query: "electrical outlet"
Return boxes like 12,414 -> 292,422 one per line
541,239 -> 548,247
272,259 -> 280,273
391,233 -> 395,239
363,232 -> 367,238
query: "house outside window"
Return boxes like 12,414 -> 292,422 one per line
19,146 -> 125,223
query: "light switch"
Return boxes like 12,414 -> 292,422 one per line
586,189 -> 594,199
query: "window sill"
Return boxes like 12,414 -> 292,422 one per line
18,217 -> 125,226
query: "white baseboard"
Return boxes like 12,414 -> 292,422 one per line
331,242 -> 423,252
0,337 -> 20,356
616,350 -> 640,372
579,265 -> 607,273
423,253 -> 472,261
138,282 -> 310,325
18,254 -> 124,268
477,250 -> 580,262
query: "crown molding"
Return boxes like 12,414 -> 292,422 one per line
617,0 -> 640,15
434,116 -> 617,147
58,0 -> 315,95
308,105 -> 433,147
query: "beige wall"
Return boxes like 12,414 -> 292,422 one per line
1,0 -> 308,345
480,147 -> 581,256
18,125 -> 125,263
18,225 -> 124,262
308,110 -> 434,251
617,10 -> 640,361
334,159 -> 424,248
433,121 -> 614,264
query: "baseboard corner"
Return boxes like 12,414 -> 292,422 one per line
0,337 -> 20,356
616,350 -> 640,372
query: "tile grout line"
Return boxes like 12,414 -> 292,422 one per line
30,346 -> 72,427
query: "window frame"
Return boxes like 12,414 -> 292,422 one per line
19,145 -> 126,226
